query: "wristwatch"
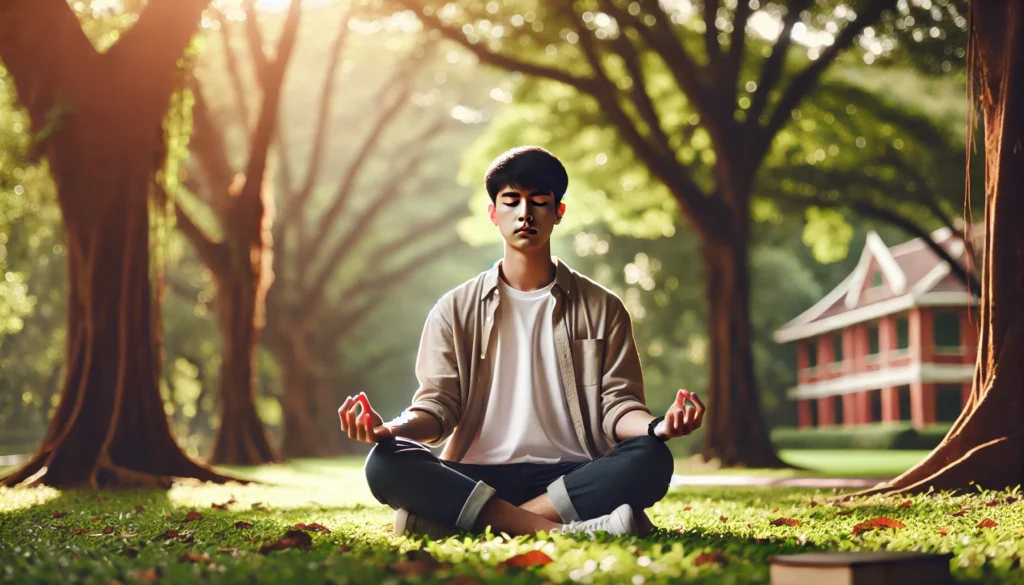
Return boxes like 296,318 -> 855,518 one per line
648,415 -> 667,442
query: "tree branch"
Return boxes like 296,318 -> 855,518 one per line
174,200 -> 230,275
725,0 -> 753,103
746,0 -> 811,128
394,0 -> 599,92
189,83 -> 235,219
216,13 -> 253,135
242,0 -> 271,81
703,0 -> 723,68
278,11 -> 353,233
756,0 -> 896,164
0,0 -> 100,137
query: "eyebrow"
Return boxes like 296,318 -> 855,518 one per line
499,191 -> 552,198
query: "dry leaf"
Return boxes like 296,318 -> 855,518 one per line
1006,496 -> 1019,505
500,550 -> 553,569
683,506 -> 693,511
899,500 -> 912,509
694,551 -> 727,566
259,530 -> 312,555
179,552 -> 212,564
154,529 -> 194,543
211,498 -> 236,511
771,508 -> 779,513
949,510 -> 969,517
837,510 -> 853,516
294,522 -> 332,534
977,518 -> 999,528
938,528 -> 950,536
338,544 -> 352,553
134,505 -> 144,513
164,515 -> 174,522
51,511 -> 67,519
770,517 -> 802,527
217,547 -> 240,557
389,550 -> 452,575
181,511 -> 204,523
251,502 -> 268,512
102,525 -> 114,535
986,500 -> 1001,507
852,517 -> 905,536
73,528 -> 88,536
719,515 -> 728,522
93,496 -> 103,503
131,568 -> 158,582
234,521 -> 254,530
806,501 -> 818,508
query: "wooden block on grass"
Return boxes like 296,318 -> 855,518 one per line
770,551 -> 953,585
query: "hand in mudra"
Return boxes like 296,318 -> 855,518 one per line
338,392 -> 393,444
661,389 -> 705,439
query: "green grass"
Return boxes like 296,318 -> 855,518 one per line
2,458 -> 1023,584
672,449 -> 930,479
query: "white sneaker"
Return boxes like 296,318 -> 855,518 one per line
556,504 -> 637,537
393,508 -> 460,540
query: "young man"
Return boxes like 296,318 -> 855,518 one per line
339,146 -> 705,538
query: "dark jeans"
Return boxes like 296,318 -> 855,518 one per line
364,435 -> 674,531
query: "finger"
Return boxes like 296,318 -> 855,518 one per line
346,404 -> 361,440
362,414 -> 376,443
682,406 -> 696,435
356,414 -> 370,443
338,397 -> 354,431
357,392 -> 371,415
689,392 -> 705,418
674,389 -> 689,408
667,411 -> 682,436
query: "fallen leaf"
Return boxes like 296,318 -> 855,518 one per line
73,529 -> 88,536
771,508 -> 779,513
179,552 -> 212,564
181,511 -> 204,523
949,510 -> 969,517
131,568 -> 158,582
338,544 -> 352,553
51,511 -> 67,519
91,516 -> 102,523
134,505 -> 144,513
938,528 -> 950,536
899,500 -> 912,509
986,500 -> 1001,507
683,506 -> 693,511
259,530 -> 312,555
499,550 -> 553,569
247,537 -> 259,543
102,525 -> 114,535
852,517 -> 905,536
211,498 -> 236,511
770,517 -> 802,527
234,521 -> 254,530
719,515 -> 728,522
251,502 -> 268,512
806,501 -> 818,508
294,522 -> 332,534
1006,496 -> 1019,505
217,547 -> 240,557
164,515 -> 174,522
154,529 -> 194,543
837,510 -> 853,516
694,551 -> 727,566
977,518 -> 999,528
93,496 -> 103,503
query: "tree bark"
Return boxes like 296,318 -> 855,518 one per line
276,336 -> 331,458
856,1 -> 1024,496
700,202 -> 789,468
3,125 -> 228,487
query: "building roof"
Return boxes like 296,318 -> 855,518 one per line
774,225 -> 980,343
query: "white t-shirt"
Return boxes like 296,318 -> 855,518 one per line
460,277 -> 592,465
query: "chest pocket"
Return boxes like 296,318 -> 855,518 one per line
573,338 -> 605,387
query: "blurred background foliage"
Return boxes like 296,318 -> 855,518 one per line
0,0 -> 972,460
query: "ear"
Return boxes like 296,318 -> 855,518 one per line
555,202 -> 566,223
488,202 -> 498,226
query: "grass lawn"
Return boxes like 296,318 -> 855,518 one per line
672,449 -> 931,479
2,458 -> 1022,584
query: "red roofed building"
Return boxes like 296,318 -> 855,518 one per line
774,227 -> 979,430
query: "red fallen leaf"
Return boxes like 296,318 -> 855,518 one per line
247,537 -> 259,543
683,506 -> 693,511
899,500 -> 912,509
852,517 -> 905,536
837,510 -> 853,516
770,517 -> 802,527
179,551 -> 212,564
259,530 -> 312,555
51,511 -> 67,518
134,505 -> 144,513
986,500 -> 1001,507
719,515 -> 728,522
131,568 -> 159,582
500,550 -> 553,569
212,498 -> 237,511
977,518 -> 999,528
938,527 -> 950,536
234,521 -> 254,529
164,515 -> 174,521
155,529 -> 194,543
806,501 -> 818,508
294,522 -> 332,534
102,525 -> 114,535
338,544 -> 352,553
695,551 -> 727,566
949,510 -> 969,517
771,508 -> 779,513
1006,496 -> 1019,504
73,528 -> 88,536
91,516 -> 103,523
251,502 -> 269,512
181,511 -> 204,523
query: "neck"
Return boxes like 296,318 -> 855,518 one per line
500,242 -> 554,291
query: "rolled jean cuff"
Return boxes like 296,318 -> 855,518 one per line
455,481 -> 496,531
547,475 -> 581,523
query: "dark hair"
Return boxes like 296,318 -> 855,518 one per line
484,146 -> 568,203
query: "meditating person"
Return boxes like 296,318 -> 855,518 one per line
338,146 -> 706,539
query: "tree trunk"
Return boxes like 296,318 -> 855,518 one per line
857,2 -> 1024,496
2,124 -> 230,487
699,203 -> 788,468
277,338 -> 331,458
208,269 -> 280,465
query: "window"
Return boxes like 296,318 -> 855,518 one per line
870,270 -> 884,288
833,333 -> 844,362
934,311 -> 961,348
868,323 -> 880,355
896,316 -> 909,350
806,342 -> 818,369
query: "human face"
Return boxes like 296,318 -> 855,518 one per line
488,185 -> 566,252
